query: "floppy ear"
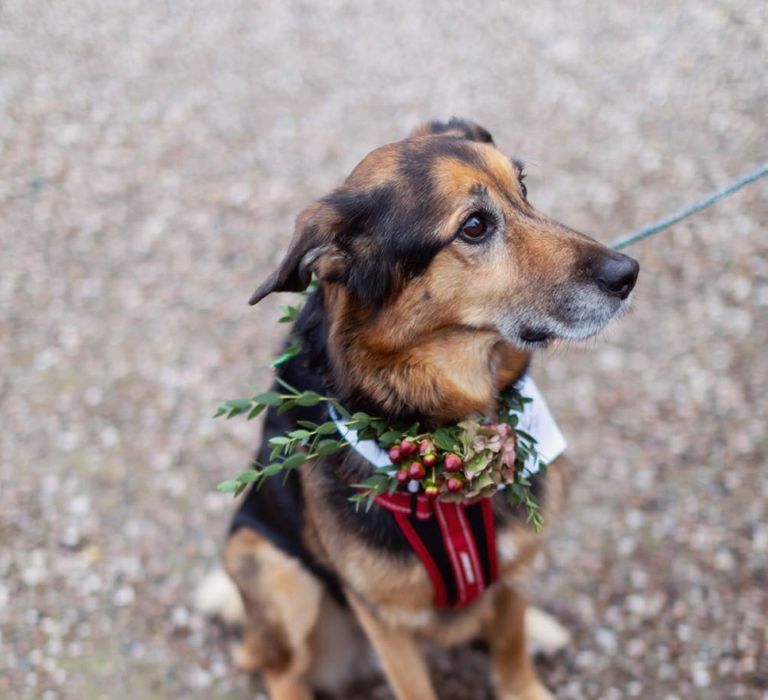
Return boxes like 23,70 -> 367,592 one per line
410,117 -> 494,144
248,202 -> 346,305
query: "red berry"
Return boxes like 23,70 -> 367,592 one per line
388,445 -> 403,464
422,452 -> 437,467
446,477 -> 463,493
400,439 -> 417,457
424,484 -> 439,499
407,462 -> 426,480
443,453 -> 463,473
418,440 -> 435,455
396,469 -> 409,484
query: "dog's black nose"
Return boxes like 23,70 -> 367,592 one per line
593,253 -> 639,299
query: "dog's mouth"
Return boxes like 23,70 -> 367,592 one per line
519,327 -> 553,345
499,284 -> 634,349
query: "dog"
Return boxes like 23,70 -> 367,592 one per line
204,118 -> 639,699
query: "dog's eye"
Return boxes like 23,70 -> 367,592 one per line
460,213 -> 489,241
519,173 -> 528,200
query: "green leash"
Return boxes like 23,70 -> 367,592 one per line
609,161 -> 768,251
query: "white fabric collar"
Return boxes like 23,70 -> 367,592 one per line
331,375 -> 566,478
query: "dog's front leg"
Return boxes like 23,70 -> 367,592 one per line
486,585 -> 555,700
260,671 -> 313,700
347,595 -> 438,700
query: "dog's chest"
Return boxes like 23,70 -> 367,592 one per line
304,473 -> 537,632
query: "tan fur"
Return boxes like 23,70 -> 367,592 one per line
224,530 -> 322,682
345,143 -> 402,189
487,586 -> 555,700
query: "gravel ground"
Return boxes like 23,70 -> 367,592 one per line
2,1 -> 767,698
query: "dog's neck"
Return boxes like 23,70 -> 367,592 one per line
314,287 -> 530,426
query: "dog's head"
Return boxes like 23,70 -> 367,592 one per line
250,119 -> 639,419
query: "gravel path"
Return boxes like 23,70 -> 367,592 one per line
2,1 -> 766,698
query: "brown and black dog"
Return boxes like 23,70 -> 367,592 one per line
210,119 -> 638,699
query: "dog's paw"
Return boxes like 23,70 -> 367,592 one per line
193,568 -> 245,627
230,640 -> 261,673
525,606 -> 570,656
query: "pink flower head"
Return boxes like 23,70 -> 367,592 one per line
486,434 -> 502,453
500,441 -> 517,468
472,436 -> 487,452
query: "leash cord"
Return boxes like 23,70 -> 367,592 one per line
609,161 -> 768,250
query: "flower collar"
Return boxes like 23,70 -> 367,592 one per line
332,374 -> 565,480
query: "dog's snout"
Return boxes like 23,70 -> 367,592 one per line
593,253 -> 639,300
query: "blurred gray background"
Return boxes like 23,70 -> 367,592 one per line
2,1 -> 767,698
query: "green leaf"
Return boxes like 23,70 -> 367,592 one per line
369,418 -> 387,433
272,341 -> 302,368
509,482 -> 526,500
217,480 -> 240,493
530,509 -> 544,532
296,420 -> 319,430
331,401 -> 350,419
278,305 -> 299,323
354,474 -> 388,490
315,439 -> 343,456
277,399 -> 296,415
253,391 -> 283,406
236,470 -> 261,484
275,377 -> 301,393
472,472 -> 495,490
281,452 -> 309,470
247,404 -> 265,420
268,436 -> 291,447
377,431 -> 402,446
219,398 -> 252,419
226,398 -> 252,411
433,428 -> 460,452
295,391 -> 322,407
515,429 -> 538,445
464,452 -> 492,476
349,412 -> 371,427
356,426 -> 379,441
234,482 -> 248,497
316,421 -> 339,435
288,429 -> 312,442
262,463 -> 284,476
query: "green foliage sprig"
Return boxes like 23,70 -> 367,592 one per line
215,378 -> 350,497
216,378 -> 548,531
270,281 -> 318,368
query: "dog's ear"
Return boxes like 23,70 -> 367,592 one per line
248,202 -> 347,305
410,117 -> 494,144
